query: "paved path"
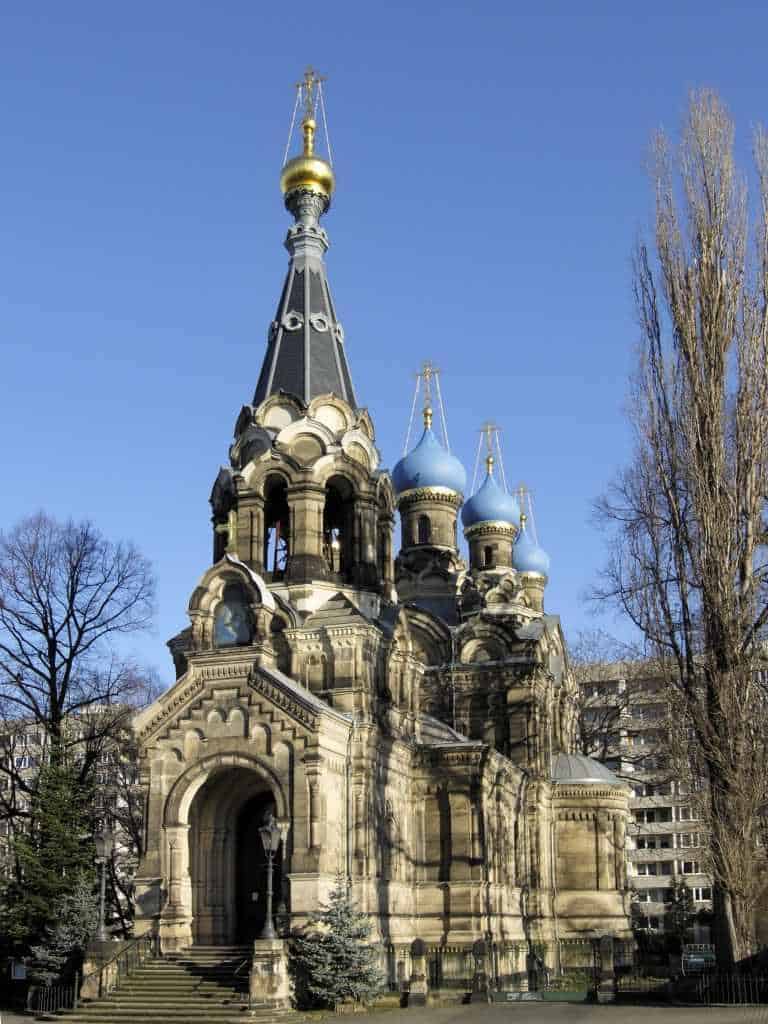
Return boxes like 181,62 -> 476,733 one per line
4,1003 -> 768,1024
372,1004 -> 768,1024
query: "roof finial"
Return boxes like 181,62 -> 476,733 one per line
298,66 -> 325,156
402,361 -> 454,453
422,361 -> 435,427
470,421 -> 509,493
280,68 -> 334,202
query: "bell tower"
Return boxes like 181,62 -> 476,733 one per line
209,69 -> 395,600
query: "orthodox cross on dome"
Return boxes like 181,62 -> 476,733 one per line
283,66 -> 333,167
297,66 -> 325,121
471,422 -> 509,493
403,361 -> 452,452
516,482 -> 541,543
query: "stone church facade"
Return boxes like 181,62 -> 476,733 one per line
132,80 -> 632,993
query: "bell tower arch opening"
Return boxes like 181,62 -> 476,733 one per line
264,475 -> 290,579
323,474 -> 355,582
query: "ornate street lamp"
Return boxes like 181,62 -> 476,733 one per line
257,814 -> 290,940
94,829 -> 115,943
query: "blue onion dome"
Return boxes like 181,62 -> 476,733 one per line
461,458 -> 521,529
392,412 -> 467,496
513,514 -> 550,576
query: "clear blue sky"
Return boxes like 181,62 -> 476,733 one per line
2,2 -> 766,677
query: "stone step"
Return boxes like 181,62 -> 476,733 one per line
61,1010 -> 302,1021
67,1010 -> 249,1017
117,982 -> 248,991
56,946 -> 299,1024
84,996 -> 248,1006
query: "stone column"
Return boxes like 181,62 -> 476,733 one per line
303,753 -> 324,851
236,495 -> 265,571
355,497 -> 379,587
159,824 -> 193,952
353,782 -> 366,873
285,482 -> 326,582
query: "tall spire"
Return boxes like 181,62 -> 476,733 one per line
254,69 -> 357,409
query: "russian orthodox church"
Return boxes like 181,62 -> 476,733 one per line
133,71 -> 632,996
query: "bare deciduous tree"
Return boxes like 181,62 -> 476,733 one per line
594,90 -> 768,966
0,511 -> 156,785
573,626 -> 638,765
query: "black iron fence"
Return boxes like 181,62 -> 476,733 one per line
26,975 -> 80,1015
696,973 -> 768,1005
617,970 -> 768,1005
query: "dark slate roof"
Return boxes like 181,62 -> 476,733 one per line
303,592 -> 373,628
253,258 -> 356,408
406,596 -> 460,627
551,753 -> 622,786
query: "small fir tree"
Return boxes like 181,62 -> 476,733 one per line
290,876 -> 385,1008
30,875 -> 100,983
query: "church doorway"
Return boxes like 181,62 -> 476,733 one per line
186,765 -> 285,946
235,792 -> 283,942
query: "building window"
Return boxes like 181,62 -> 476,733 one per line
634,808 -> 672,825
677,832 -> 700,848
680,860 -> 701,875
483,545 -> 494,568
637,835 -> 672,850
692,887 -> 712,902
417,515 -> 431,544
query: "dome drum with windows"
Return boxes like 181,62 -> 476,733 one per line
462,453 -> 521,572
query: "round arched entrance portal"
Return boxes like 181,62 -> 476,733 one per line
167,759 -> 287,947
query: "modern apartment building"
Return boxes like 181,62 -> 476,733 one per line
580,671 -> 713,940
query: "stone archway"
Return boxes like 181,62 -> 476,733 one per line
161,754 -> 288,949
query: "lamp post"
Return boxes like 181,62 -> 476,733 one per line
258,815 -> 290,940
94,829 -> 115,943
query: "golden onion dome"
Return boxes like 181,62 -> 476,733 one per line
280,117 -> 335,199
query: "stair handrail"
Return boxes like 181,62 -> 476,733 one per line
81,931 -> 160,999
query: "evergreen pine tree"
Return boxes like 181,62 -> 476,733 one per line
29,875 -> 100,983
290,876 -> 385,1008
3,758 -> 96,947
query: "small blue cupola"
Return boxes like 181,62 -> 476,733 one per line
461,458 -> 520,529
392,414 -> 467,497
513,513 -> 550,576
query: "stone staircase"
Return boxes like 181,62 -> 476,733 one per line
54,946 -> 301,1024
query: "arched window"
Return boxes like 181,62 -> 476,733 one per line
484,545 -> 494,568
417,515 -> 431,544
324,476 -> 355,582
214,584 -> 252,647
263,476 -> 289,578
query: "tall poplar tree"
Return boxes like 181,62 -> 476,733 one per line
596,90 -> 768,966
